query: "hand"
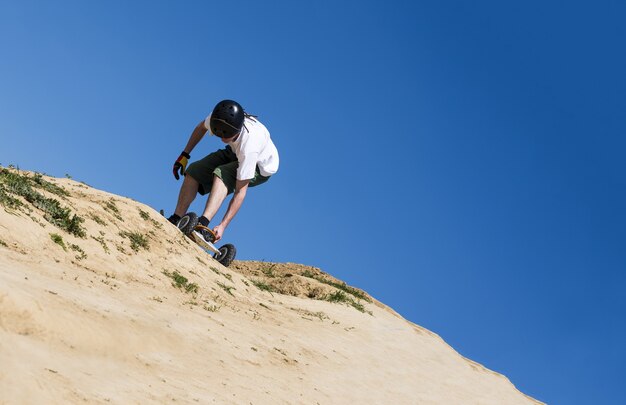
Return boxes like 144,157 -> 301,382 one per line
212,223 -> 226,242
173,151 -> 190,180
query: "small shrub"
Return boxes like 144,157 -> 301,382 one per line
69,243 -> 87,260
119,231 -> 149,252
103,199 -> 122,220
216,281 -> 235,296
138,208 -> 163,229
261,263 -> 277,278
139,209 -> 150,220
163,270 -> 199,294
0,168 -> 85,237
324,290 -> 369,313
89,213 -> 106,226
252,279 -> 275,293
302,270 -> 371,302
32,173 -> 69,197
50,233 -> 67,251
91,235 -> 110,254
0,185 -> 23,211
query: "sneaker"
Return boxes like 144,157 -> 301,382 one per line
195,225 -> 216,243
167,214 -> 181,226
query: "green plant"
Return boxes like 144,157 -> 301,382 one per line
324,290 -> 369,313
89,213 -> 106,226
69,243 -> 87,260
0,238 -> 8,247
261,263 -> 277,278
216,281 -> 235,296
0,185 -> 23,211
102,198 -> 122,220
163,270 -> 199,294
50,233 -> 67,251
0,168 -> 85,237
138,208 -> 163,229
302,270 -> 371,302
119,231 -> 149,252
91,235 -> 110,254
32,173 -> 69,197
252,279 -> 275,293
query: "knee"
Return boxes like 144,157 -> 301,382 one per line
182,174 -> 200,192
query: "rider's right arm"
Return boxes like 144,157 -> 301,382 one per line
182,120 -> 209,154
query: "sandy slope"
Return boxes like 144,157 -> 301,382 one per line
0,170 -> 544,404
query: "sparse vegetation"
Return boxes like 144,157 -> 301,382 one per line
0,186 -> 23,211
216,281 -> 235,296
69,243 -> 87,261
252,279 -> 275,293
261,263 -> 277,278
119,231 -> 149,252
290,307 -> 329,321
31,173 -> 69,197
91,235 -> 110,254
138,208 -> 163,229
204,303 -> 220,312
50,233 -> 67,251
302,269 -> 371,303
183,299 -> 199,307
0,239 -> 7,247
102,198 -> 122,220
0,167 -> 85,237
89,213 -> 106,226
324,290 -> 370,314
163,270 -> 199,294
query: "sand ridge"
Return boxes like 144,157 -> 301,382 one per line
0,168 -> 544,404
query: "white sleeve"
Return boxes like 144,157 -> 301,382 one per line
237,152 -> 259,181
203,114 -> 212,132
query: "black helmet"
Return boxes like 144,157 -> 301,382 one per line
210,99 -> 245,139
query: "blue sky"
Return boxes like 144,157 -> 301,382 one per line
1,1 -> 625,403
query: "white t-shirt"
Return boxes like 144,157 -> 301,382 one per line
204,115 -> 279,180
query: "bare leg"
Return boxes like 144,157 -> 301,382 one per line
202,175 -> 229,222
174,175 -> 200,217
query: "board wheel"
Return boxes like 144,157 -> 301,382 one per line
213,243 -> 236,267
177,212 -> 199,236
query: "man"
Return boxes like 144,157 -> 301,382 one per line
169,99 -> 279,242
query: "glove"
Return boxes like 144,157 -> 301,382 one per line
173,151 -> 190,180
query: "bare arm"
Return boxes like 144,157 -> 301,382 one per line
182,120 -> 209,154
222,179 -> 250,227
213,179 -> 250,241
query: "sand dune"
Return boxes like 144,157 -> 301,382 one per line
0,168 -> 543,404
